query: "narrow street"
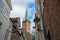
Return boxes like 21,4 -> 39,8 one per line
0,0 -> 60,40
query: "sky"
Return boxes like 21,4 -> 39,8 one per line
10,0 -> 36,33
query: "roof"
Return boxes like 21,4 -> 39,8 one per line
10,17 -> 20,22
23,20 -> 31,23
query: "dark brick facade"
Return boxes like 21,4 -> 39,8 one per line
43,0 -> 60,40
11,27 -> 20,40
10,18 -> 21,40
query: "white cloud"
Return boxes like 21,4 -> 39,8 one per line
10,5 -> 26,20
10,0 -> 35,32
11,0 -> 27,6
10,0 -> 35,19
28,0 -> 35,2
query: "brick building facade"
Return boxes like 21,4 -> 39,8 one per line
43,0 -> 60,40
22,20 -> 32,40
23,20 -> 31,32
10,17 -> 25,40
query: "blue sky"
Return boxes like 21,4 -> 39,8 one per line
10,0 -> 35,32
28,2 -> 36,20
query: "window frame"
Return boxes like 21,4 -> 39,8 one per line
0,0 -> 4,12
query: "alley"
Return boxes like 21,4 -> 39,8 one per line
0,0 -> 60,40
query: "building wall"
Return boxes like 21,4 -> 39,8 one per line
34,0 -> 45,40
22,21 -> 26,32
10,18 -> 25,40
23,21 -> 31,33
43,0 -> 60,40
25,32 -> 32,40
22,20 -> 32,40
26,21 -> 31,32
0,0 -> 12,40
11,27 -> 20,40
7,21 -> 12,40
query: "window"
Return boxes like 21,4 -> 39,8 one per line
5,9 -> 9,17
3,9 -> 9,19
6,9 -> 9,16
0,0 -> 4,12
13,22 -> 17,26
17,23 -> 21,28
13,22 -> 21,28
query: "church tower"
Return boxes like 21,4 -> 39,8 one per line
22,8 -> 31,33
22,8 -> 32,40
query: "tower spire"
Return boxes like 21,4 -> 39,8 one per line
25,8 -> 28,20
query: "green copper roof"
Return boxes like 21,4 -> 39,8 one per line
25,8 -> 28,20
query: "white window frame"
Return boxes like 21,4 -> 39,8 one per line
3,9 -> 9,20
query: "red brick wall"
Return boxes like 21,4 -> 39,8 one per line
22,21 -> 31,32
25,32 -> 32,40
22,22 -> 26,31
22,20 -> 32,40
43,0 -> 60,40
